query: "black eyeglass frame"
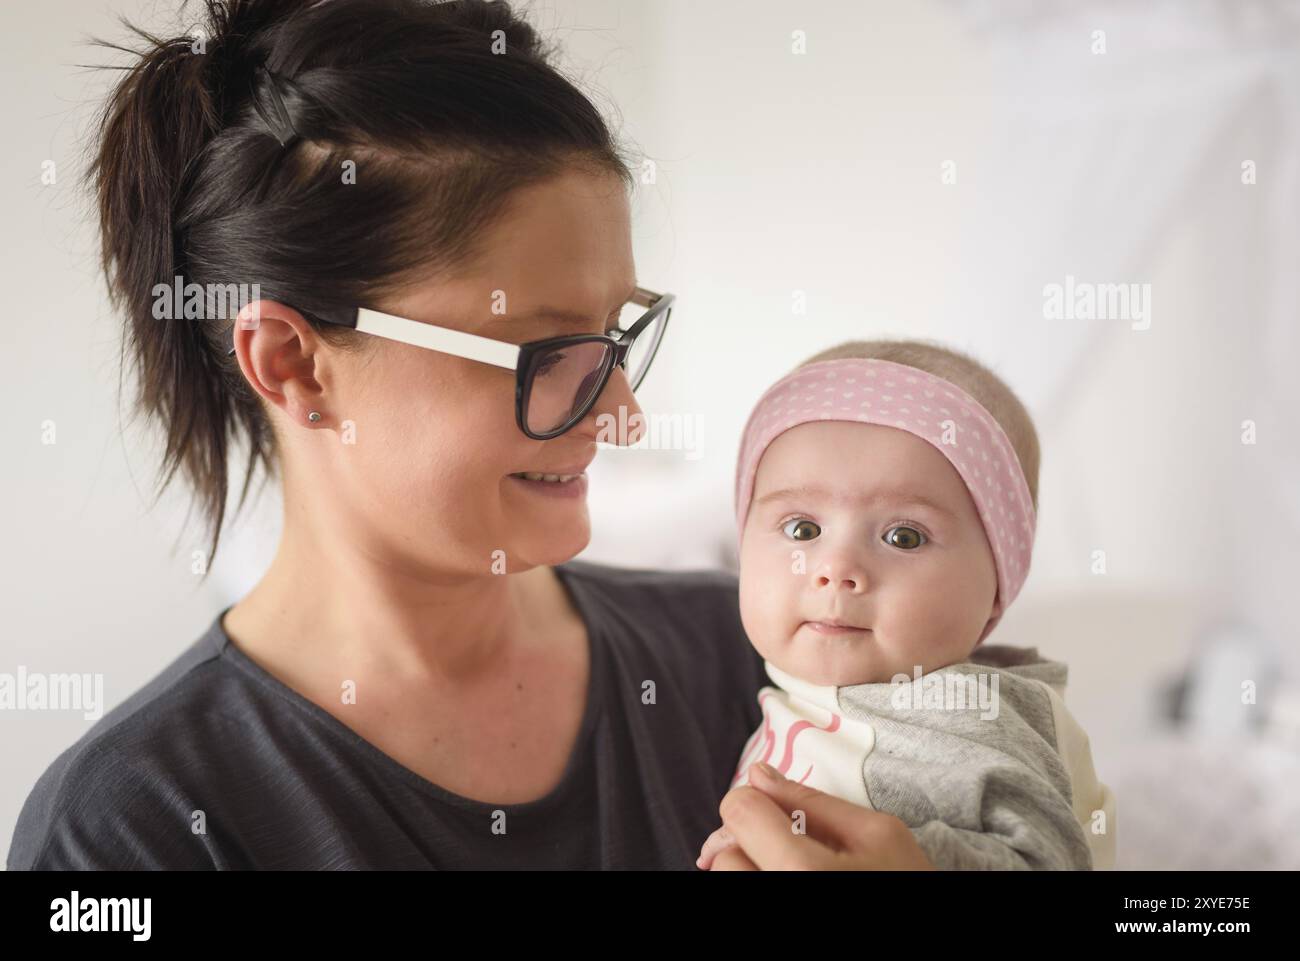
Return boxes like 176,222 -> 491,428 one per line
224,286 -> 674,440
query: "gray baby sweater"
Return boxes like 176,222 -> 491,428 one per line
729,645 -> 1116,870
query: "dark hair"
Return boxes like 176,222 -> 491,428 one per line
88,0 -> 634,573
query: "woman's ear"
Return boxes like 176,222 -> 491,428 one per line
232,300 -> 326,423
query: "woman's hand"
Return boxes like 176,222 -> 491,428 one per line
697,762 -> 936,870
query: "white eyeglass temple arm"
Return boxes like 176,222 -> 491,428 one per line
356,308 -> 520,370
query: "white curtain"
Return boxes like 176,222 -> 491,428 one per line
938,0 -> 1300,690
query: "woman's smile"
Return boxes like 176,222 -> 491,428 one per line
507,471 -> 589,498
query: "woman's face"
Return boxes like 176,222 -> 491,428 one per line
268,168 -> 641,577
737,420 -> 999,686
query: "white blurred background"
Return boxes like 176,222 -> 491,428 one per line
3,0 -> 1298,869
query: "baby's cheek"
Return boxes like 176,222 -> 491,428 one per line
738,554 -> 796,656
876,580 -> 946,642
884,569 -> 990,659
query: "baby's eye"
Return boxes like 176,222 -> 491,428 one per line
883,525 -> 926,550
781,518 -> 821,541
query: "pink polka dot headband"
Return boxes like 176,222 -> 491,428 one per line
734,358 -> 1036,627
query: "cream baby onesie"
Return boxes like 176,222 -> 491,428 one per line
730,645 -> 1116,870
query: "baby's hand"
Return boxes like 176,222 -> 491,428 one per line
696,825 -> 739,870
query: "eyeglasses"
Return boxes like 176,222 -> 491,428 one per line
225,287 -> 674,439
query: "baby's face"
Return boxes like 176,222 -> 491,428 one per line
738,420 -> 999,686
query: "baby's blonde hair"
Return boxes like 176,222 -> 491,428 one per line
796,339 -> 1040,509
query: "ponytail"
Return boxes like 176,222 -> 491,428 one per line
91,14 -> 246,573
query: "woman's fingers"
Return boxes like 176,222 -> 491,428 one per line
741,762 -> 896,853
709,843 -> 759,871
717,775 -> 840,870
714,763 -> 936,870
741,763 -> 936,870
695,826 -> 736,870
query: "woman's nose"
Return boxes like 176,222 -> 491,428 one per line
576,365 -> 645,446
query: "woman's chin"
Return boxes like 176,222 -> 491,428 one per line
511,523 -> 591,567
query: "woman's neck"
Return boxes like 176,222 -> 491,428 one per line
221,517 -> 565,685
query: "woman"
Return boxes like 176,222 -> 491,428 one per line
9,0 -> 931,870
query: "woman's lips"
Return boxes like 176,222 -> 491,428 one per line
801,621 -> 871,635
506,472 -> 589,499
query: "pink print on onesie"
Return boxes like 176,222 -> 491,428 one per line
730,665 -> 877,810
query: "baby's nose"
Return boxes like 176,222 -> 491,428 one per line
815,568 -> 867,592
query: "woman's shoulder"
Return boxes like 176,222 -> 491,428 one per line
556,557 -> 740,590
7,612 -> 249,870
554,557 -> 764,682
555,558 -> 767,768
555,558 -> 745,636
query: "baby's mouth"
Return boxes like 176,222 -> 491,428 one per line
801,620 -> 872,636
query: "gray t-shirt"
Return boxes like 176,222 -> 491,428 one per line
7,560 -> 766,870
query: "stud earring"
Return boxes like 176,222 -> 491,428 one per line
308,411 -> 321,423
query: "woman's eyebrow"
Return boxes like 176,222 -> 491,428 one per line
512,309 -> 618,329
753,484 -> 957,520
507,282 -> 640,328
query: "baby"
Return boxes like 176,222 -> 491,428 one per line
698,339 -> 1115,870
